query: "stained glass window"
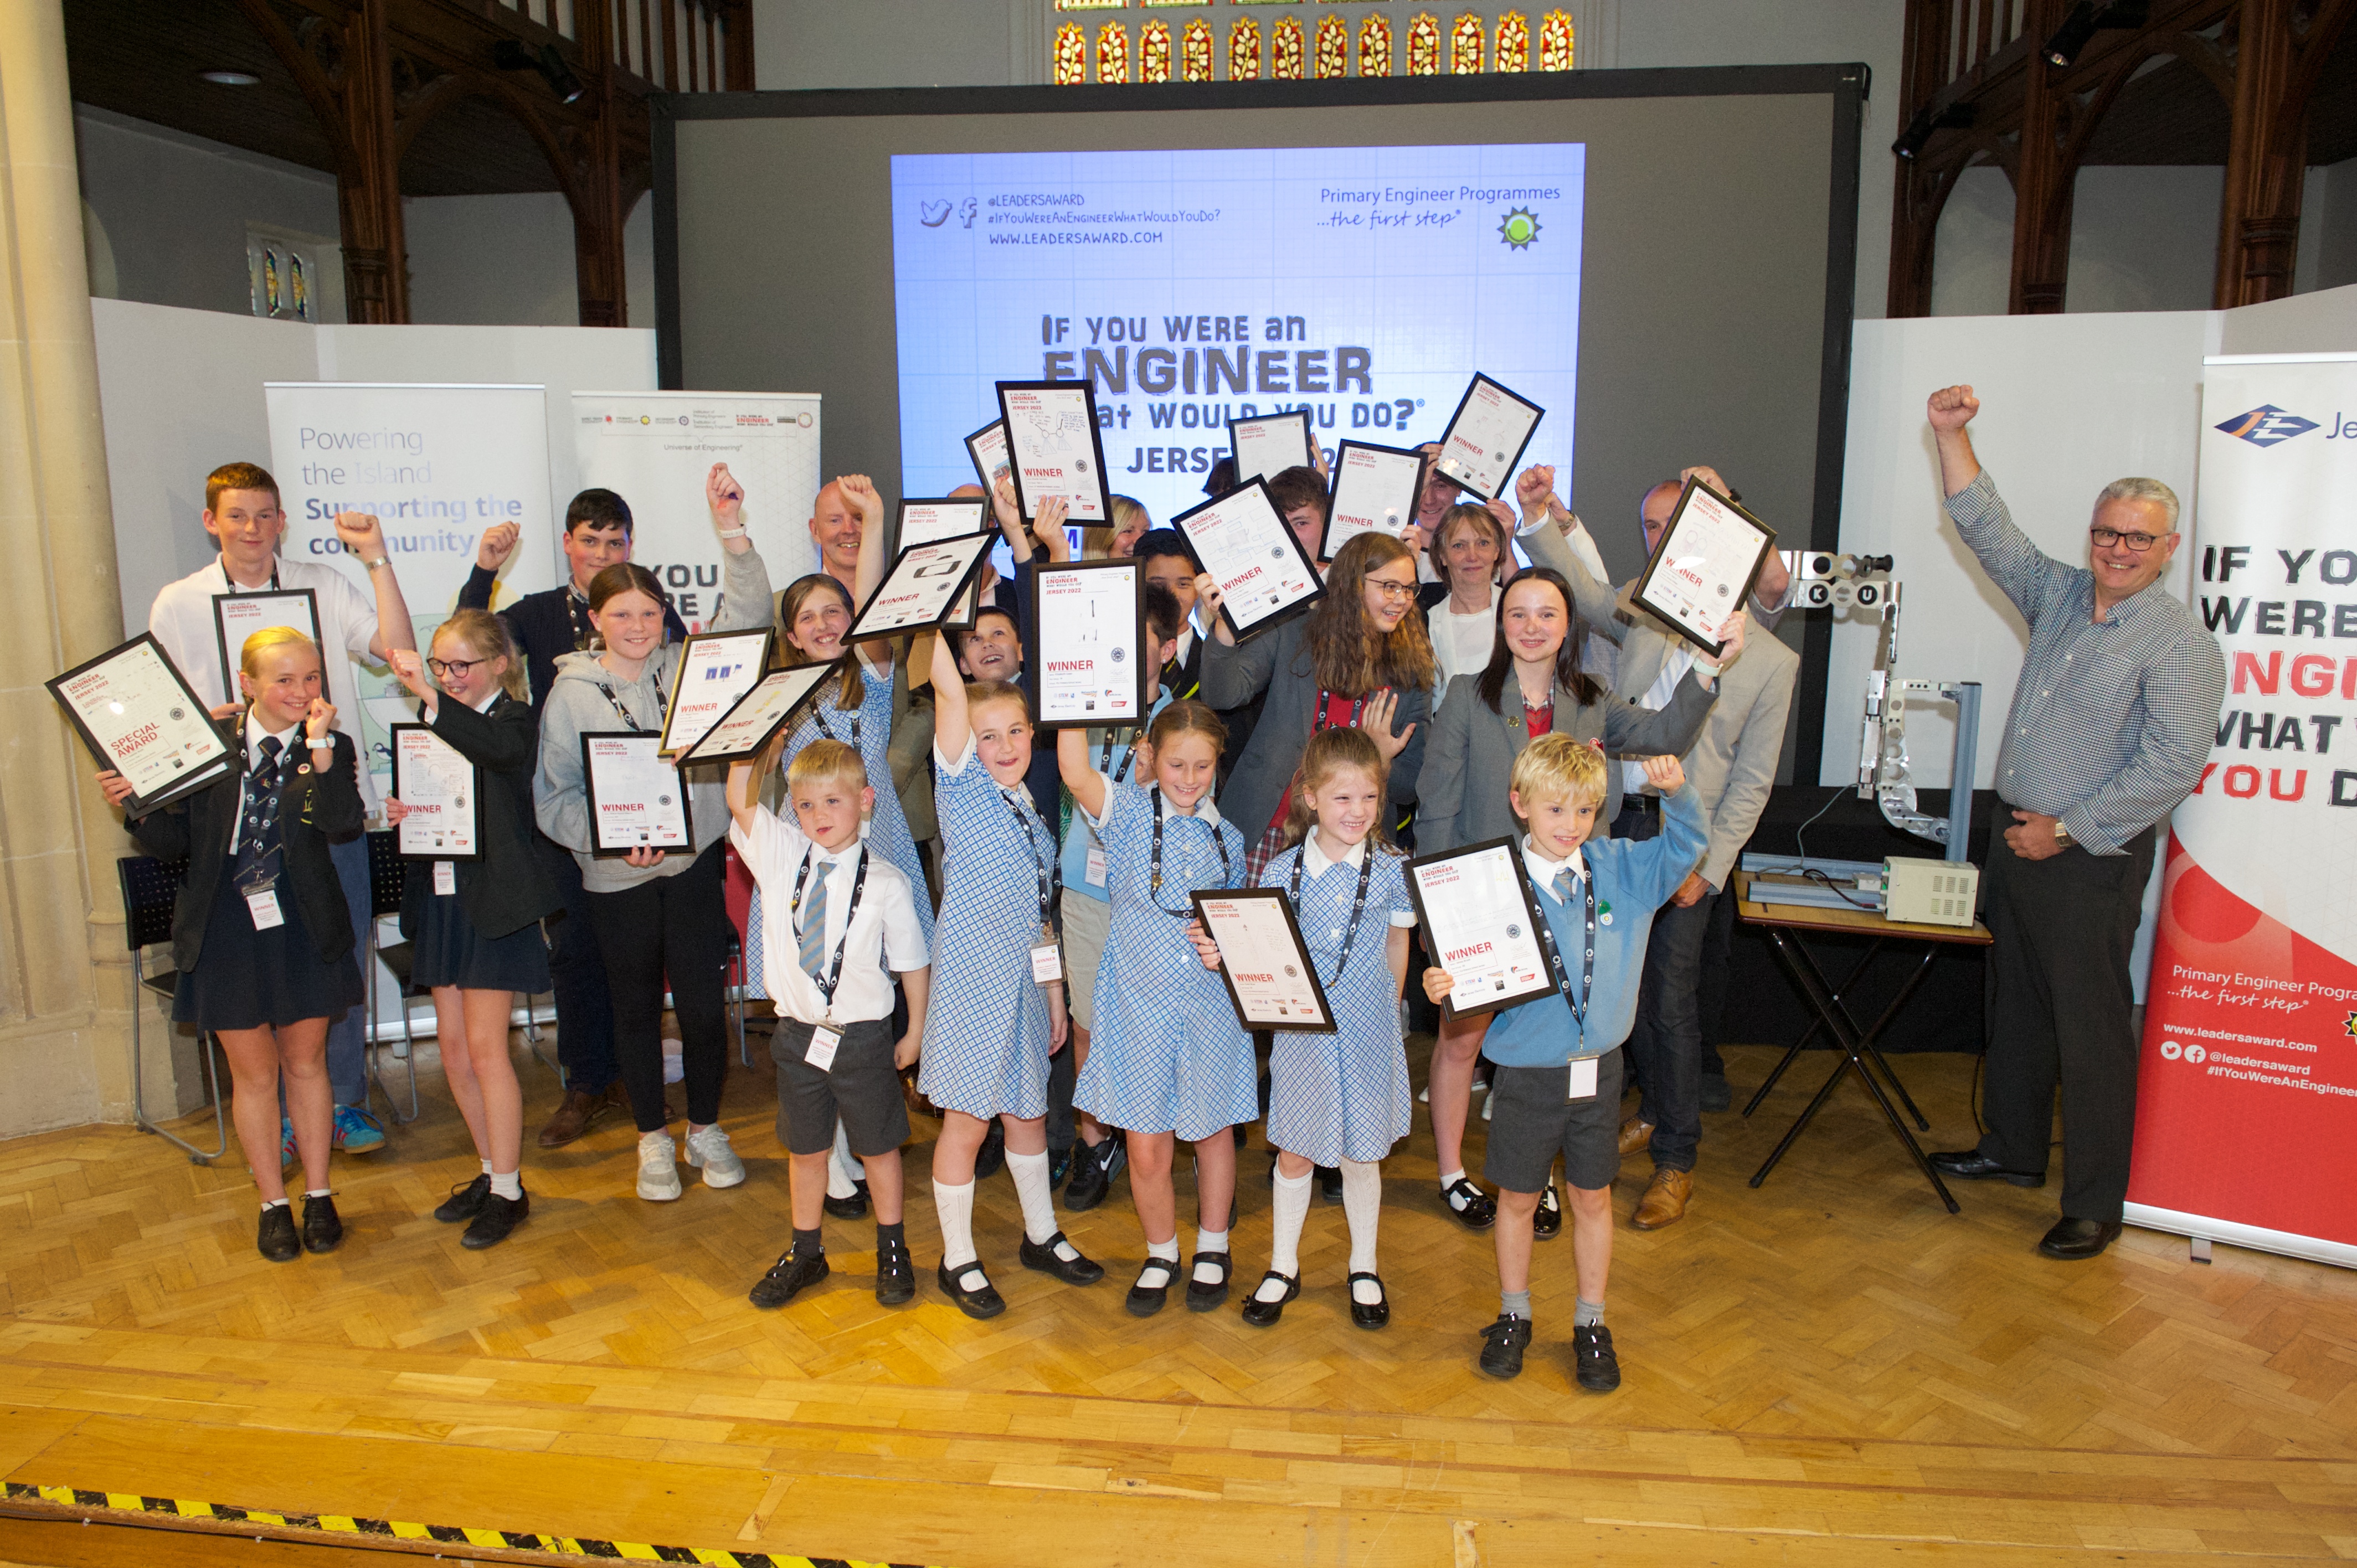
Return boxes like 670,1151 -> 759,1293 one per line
1357,13 -> 1392,76
1181,17 -> 1214,80
1272,15 -> 1306,78
1098,21 -> 1130,81
1053,0 -> 1124,9
1538,8 -> 1574,70
1053,22 -> 1087,84
1229,17 -> 1262,79
1314,14 -> 1348,78
1140,18 -> 1171,81
1406,12 -> 1440,75
1450,11 -> 1484,73
1495,11 -> 1529,71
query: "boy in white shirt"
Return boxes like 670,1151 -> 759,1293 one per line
728,736 -> 930,1309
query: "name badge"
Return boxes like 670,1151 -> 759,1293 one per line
1085,845 -> 1109,888
805,1025 -> 843,1071
246,888 -> 285,931
433,860 -> 457,897
1567,1057 -> 1599,1101
1031,941 -> 1063,984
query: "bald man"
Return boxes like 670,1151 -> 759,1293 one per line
809,480 -> 862,594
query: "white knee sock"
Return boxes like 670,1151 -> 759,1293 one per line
934,1178 -> 981,1286
1007,1148 -> 1081,1261
1341,1158 -> 1384,1303
1193,1225 -> 1230,1285
827,1120 -> 859,1199
1261,1168 -> 1314,1302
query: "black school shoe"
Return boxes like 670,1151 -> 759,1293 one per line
1478,1314 -> 1531,1379
823,1180 -> 871,1220
257,1204 -> 301,1263
937,1260 -> 1007,1320
1440,1177 -> 1496,1232
975,1122 -> 1007,1180
1348,1272 -> 1389,1330
300,1194 -> 343,1254
1065,1137 -> 1125,1212
1239,1271 -> 1300,1327
1126,1256 -> 1177,1317
749,1246 -> 830,1308
1571,1322 -> 1622,1391
1019,1230 -> 1104,1285
876,1234 -> 916,1305
1533,1183 -> 1563,1240
1317,1166 -> 1342,1204
1185,1251 -> 1231,1312
1048,1147 -> 1074,1189
461,1190 -> 528,1250
435,1174 -> 491,1224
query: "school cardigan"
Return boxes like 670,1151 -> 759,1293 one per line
130,726 -> 366,974
397,693 -> 564,942
457,567 -> 689,708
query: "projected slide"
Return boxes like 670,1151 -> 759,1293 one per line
891,144 -> 1584,523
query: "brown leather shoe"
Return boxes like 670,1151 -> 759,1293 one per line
537,1081 -> 629,1149
1632,1167 -> 1692,1230
1617,1117 -> 1656,1159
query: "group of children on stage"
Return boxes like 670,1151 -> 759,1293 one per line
97,451 -> 1726,1390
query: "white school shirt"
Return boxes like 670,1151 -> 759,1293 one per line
1522,835 -> 1587,898
226,711 -> 308,857
1428,591 -> 1497,693
1298,833 -> 1420,930
150,555 -> 384,808
1618,645 -> 1696,801
732,806 -> 928,1029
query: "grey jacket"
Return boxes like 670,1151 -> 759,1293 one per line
536,545 -> 774,893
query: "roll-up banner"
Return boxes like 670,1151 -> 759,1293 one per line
2126,354 -> 2357,1271
573,391 -> 824,631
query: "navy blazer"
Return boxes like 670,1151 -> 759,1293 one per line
459,565 -> 689,707
395,693 -> 564,941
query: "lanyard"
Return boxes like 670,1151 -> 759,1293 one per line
1526,859 -> 1598,1040
1098,729 -> 1138,784
1288,840 -> 1377,984
791,845 -> 869,1003
600,682 -> 642,732
1148,787 -> 1232,917
1006,790 -> 1060,931
814,673 -> 861,748
567,590 -> 592,652
224,561 -> 281,593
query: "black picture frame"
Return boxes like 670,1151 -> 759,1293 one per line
1402,835 -> 1557,1022
996,379 -> 1114,529
45,632 -> 236,815
211,587 -> 321,699
1227,409 -> 1318,485
389,723 -> 485,862
1321,439 -> 1430,562
580,730 -> 696,859
844,532 -> 996,642
680,658 -> 845,767
1025,558 -> 1152,733
657,626 -> 776,759
1430,372 -> 1545,503
1191,886 -> 1339,1034
1171,477 -> 1328,645
964,418 -> 1012,496
1629,475 -> 1777,659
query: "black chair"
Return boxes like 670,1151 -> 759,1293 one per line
117,854 -> 225,1164
362,829 -> 422,1122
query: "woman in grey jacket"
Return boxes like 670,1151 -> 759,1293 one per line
536,462 -> 774,1201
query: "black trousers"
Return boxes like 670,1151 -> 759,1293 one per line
1976,812 -> 2157,1223
539,832 -> 618,1091
583,843 -> 731,1133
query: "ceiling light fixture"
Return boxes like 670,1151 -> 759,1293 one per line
199,70 -> 261,86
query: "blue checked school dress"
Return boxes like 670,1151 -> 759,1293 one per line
1257,843 -> 1418,1165
915,740 -> 1058,1118
1074,779 -> 1258,1141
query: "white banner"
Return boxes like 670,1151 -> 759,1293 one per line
572,391 -> 823,633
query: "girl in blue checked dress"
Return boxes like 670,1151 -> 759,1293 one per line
1058,703 -> 1252,1319
1191,727 -> 1418,1331
917,632 -> 1104,1319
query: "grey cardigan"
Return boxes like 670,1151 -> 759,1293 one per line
1417,666 -> 1717,853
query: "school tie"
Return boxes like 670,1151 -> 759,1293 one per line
241,736 -> 284,859
1552,865 -> 1577,906
796,863 -> 831,981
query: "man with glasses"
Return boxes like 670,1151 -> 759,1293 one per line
1922,385 -> 2224,1261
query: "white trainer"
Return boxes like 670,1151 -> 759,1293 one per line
636,1130 -> 682,1200
684,1124 -> 746,1189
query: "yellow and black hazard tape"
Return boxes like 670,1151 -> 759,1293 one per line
2,1481 -> 932,1567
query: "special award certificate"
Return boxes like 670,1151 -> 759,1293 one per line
1228,410 -> 1317,486
1433,373 -> 1544,502
1321,440 -> 1428,559
997,381 -> 1111,527
46,633 -> 234,812
1029,560 -> 1147,731
897,497 -> 992,625
582,732 -> 693,857
681,660 -> 842,766
212,588 -> 321,696
1632,477 -> 1774,657
1192,888 -> 1336,1033
843,533 -> 995,641
964,419 -> 1013,495
1172,478 -> 1325,642
391,724 -> 482,859
658,628 -> 775,759
1403,838 -> 1554,1020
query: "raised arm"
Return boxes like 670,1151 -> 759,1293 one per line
1514,467 -> 1628,646
336,512 -> 419,665
727,732 -> 782,837
1057,728 -> 1108,821
1197,590 -> 1284,705
459,522 -> 518,612
844,473 -> 889,610
1927,385 -> 1983,498
929,623 -> 970,759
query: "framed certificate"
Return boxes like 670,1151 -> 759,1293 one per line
581,732 -> 694,857
997,380 -> 1112,528
1028,559 -> 1149,733
1321,440 -> 1429,559
897,496 -> 993,625
1191,888 -> 1337,1034
1632,477 -> 1776,657
964,419 -> 1013,496
47,633 -> 235,813
659,627 -> 775,759
1403,837 -> 1555,1021
390,724 -> 482,860
1171,478 -> 1326,644
1228,410 -> 1317,486
681,659 -> 843,766
1432,373 -> 1544,502
212,587 -> 321,695
845,532 -> 995,642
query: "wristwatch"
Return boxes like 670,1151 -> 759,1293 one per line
2053,821 -> 2073,848
362,556 -> 390,571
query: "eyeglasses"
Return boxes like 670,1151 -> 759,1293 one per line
2090,527 -> 2165,553
426,656 -> 486,679
1367,579 -> 1420,601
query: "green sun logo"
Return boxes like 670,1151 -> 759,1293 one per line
1498,207 -> 1541,249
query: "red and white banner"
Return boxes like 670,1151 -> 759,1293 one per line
2126,355 -> 2357,1269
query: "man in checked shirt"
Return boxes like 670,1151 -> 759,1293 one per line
1923,385 -> 2225,1261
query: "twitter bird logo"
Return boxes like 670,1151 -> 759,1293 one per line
920,200 -> 952,227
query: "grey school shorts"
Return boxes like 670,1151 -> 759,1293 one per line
1481,1048 -> 1627,1194
773,1017 -> 910,1158
1059,888 -> 1113,1031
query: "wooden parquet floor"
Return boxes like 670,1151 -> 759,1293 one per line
1,1029 -> 2353,1567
